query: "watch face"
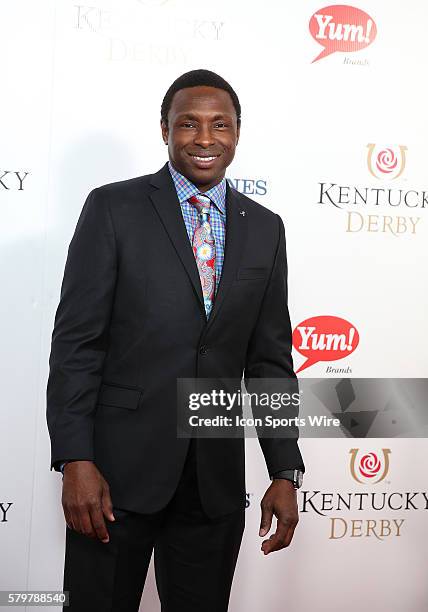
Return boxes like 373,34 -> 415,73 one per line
295,470 -> 304,488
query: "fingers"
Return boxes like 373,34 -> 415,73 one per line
79,509 -> 97,539
63,509 -> 74,531
261,519 -> 298,555
283,522 -> 298,548
261,520 -> 288,554
65,508 -> 84,534
89,502 -> 110,543
259,501 -> 273,537
101,484 -> 115,523
63,501 -> 110,543
67,507 -> 82,534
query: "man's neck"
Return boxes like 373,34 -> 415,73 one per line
168,161 -> 225,192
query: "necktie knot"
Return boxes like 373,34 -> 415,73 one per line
188,194 -> 211,217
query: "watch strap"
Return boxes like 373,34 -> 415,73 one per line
270,469 -> 303,488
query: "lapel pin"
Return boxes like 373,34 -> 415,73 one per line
239,210 -> 246,216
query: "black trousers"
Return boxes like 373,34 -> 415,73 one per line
63,438 -> 245,611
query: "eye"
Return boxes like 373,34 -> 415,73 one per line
182,122 -> 196,128
214,122 -> 227,128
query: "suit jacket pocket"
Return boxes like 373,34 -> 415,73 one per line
97,382 -> 143,410
236,267 -> 269,280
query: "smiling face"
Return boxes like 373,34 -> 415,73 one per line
161,85 -> 240,192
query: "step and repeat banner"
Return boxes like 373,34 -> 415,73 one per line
1,1 -> 427,610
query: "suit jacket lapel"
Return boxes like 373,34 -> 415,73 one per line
149,163 -> 248,328
149,163 -> 205,316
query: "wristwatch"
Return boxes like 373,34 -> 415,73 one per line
270,469 -> 304,489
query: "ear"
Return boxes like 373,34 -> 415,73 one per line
161,119 -> 169,145
235,123 -> 240,146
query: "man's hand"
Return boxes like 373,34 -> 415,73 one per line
62,461 -> 115,543
259,479 -> 299,555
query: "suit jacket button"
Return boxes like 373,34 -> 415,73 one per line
199,345 -> 208,355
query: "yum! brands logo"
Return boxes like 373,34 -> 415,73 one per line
349,448 -> 391,484
292,315 -> 359,374
309,5 -> 377,63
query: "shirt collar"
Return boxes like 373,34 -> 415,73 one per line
168,161 -> 226,215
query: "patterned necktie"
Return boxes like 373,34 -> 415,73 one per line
188,194 -> 216,318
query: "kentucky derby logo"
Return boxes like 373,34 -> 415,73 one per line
367,144 -> 407,180
349,448 -> 391,484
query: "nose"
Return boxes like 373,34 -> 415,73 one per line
193,123 -> 215,148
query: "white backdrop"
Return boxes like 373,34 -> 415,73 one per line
1,0 -> 427,610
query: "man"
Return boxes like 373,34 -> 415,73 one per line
46,69 -> 305,611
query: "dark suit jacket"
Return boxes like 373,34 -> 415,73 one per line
46,162 -> 304,519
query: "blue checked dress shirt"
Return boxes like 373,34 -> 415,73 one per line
167,161 -> 226,296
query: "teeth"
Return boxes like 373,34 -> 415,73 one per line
192,156 -> 216,161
